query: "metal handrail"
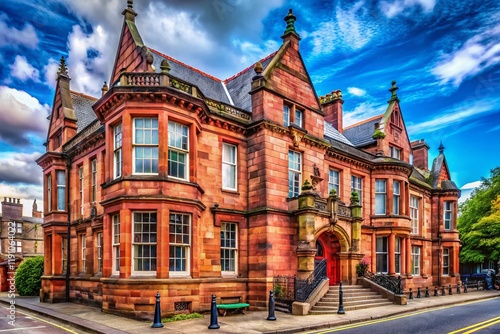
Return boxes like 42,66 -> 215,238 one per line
294,259 -> 328,302
363,270 -> 403,295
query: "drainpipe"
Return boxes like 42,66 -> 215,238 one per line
64,153 -> 72,302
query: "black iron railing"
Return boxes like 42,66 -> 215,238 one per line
294,259 -> 328,302
364,270 -> 403,295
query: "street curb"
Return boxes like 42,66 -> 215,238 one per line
0,298 -> 128,334
262,294 -> 499,334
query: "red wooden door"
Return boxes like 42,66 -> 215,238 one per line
316,232 -> 341,285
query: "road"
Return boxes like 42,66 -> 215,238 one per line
0,304 -> 89,333
303,298 -> 500,334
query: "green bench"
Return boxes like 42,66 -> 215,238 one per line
216,297 -> 250,316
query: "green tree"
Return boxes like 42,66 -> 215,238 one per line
459,167 -> 500,264
15,256 -> 44,296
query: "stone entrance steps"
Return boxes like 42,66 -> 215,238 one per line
309,284 -> 393,314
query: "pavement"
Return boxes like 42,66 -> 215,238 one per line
1,289 -> 499,334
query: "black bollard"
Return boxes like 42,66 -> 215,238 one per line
267,290 -> 276,321
417,287 -> 421,298
449,284 -> 452,295
409,288 -> 413,300
337,282 -> 345,314
434,286 -> 438,296
457,284 -> 461,294
441,286 -> 445,296
151,292 -> 164,328
208,294 -> 220,330
425,287 -> 430,298
464,282 -> 468,293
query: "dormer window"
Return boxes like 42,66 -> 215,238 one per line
283,103 -> 303,128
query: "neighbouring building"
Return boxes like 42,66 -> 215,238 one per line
0,197 -> 44,291
36,2 -> 460,319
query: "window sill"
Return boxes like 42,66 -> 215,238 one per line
221,189 -> 239,195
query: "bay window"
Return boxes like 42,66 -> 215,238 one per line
168,121 -> 189,180
133,118 -> 159,174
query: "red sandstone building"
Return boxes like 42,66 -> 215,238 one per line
37,2 -> 460,318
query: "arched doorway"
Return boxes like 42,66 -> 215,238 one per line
315,232 -> 341,285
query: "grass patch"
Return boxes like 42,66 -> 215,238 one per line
162,313 -> 203,323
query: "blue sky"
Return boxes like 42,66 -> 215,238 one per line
0,0 -> 499,214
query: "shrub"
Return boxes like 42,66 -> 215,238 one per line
356,258 -> 369,277
15,256 -> 44,296
162,313 -> 203,323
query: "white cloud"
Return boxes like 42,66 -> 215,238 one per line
0,152 -> 43,185
461,181 -> 482,190
343,101 -> 386,127
0,13 -> 39,48
0,86 -> 50,146
66,24 -> 113,96
380,0 -> 436,18
406,99 -> 497,135
432,25 -> 500,87
43,58 -> 60,89
347,87 -> 367,97
9,55 -> 40,82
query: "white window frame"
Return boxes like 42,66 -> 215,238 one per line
393,181 -> 400,215
412,246 -> 421,276
221,222 -> 237,275
222,143 -> 237,191
375,179 -> 386,215
390,146 -> 401,159
112,214 -> 120,275
395,237 -> 401,274
61,236 -> 67,274
79,166 -> 84,216
351,175 -> 362,203
443,248 -> 449,276
132,212 -> 157,274
294,109 -> 303,127
56,171 -> 66,211
328,169 -> 340,196
91,158 -> 97,202
16,222 -> 22,234
444,201 -> 453,230
133,118 -> 159,175
47,174 -> 52,212
410,196 -> 419,234
169,213 -> 191,277
283,105 -> 290,127
288,150 -> 302,198
113,123 -> 122,179
16,241 -> 22,253
376,236 -> 388,274
80,234 -> 86,273
96,232 -> 103,274
168,121 -> 189,180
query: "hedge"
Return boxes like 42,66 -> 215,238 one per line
15,256 -> 44,296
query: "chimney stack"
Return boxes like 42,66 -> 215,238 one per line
1,197 -> 23,221
411,139 -> 430,171
321,90 -> 344,132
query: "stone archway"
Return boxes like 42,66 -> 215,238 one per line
315,231 -> 341,285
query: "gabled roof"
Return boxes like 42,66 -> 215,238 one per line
225,53 -> 276,111
324,121 -> 352,146
343,116 -> 382,147
71,91 -> 98,133
430,147 -> 459,190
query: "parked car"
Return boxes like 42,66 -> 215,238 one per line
470,269 -> 495,282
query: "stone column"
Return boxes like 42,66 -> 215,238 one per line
296,181 -> 319,280
388,233 -> 395,275
406,237 -> 412,276
401,237 -> 407,276
349,192 -> 362,253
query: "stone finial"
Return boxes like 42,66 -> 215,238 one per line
101,81 -> 108,96
252,61 -> 263,81
438,141 -> 445,153
388,80 -> 399,102
57,56 -> 69,77
160,59 -> 171,73
33,199 -> 38,211
127,0 -> 133,9
283,9 -> 297,35
301,179 -> 313,191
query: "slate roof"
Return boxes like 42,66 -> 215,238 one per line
324,121 -> 352,145
343,116 -> 381,147
22,216 -> 43,224
71,91 -> 98,133
224,53 -> 276,111
151,50 -> 231,105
